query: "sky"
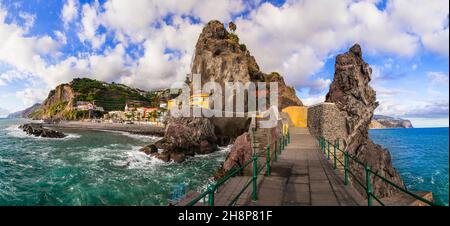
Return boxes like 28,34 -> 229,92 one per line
0,0 -> 448,127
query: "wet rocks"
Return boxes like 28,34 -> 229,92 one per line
140,116 -> 218,163
19,123 -> 66,138
139,144 -> 158,155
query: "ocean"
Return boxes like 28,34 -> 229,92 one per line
370,127 -> 449,206
0,118 -> 229,205
1,118 -> 448,206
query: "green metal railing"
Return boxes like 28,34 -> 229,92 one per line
318,137 -> 438,206
186,127 -> 290,206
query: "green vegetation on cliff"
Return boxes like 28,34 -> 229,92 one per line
71,78 -> 150,111
30,78 -> 153,120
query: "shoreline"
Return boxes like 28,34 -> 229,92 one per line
44,121 -> 165,137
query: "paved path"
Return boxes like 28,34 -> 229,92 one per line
247,127 -> 365,206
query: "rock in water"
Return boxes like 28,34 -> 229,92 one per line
146,116 -> 218,163
325,44 -> 404,198
19,123 -> 66,138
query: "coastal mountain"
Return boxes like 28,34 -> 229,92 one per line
30,78 -> 151,120
369,115 -> 413,129
326,44 -> 404,198
191,20 -> 303,110
7,103 -> 42,119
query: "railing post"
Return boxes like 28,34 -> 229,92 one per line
207,184 -> 215,206
366,166 -> 372,206
266,145 -> 271,176
279,137 -> 282,154
288,129 -> 290,144
321,137 -> 325,153
252,154 -> 258,201
344,150 -> 349,185
336,138 -> 340,149
327,141 -> 330,160
284,134 -> 288,146
274,140 -> 278,161
333,140 -> 337,169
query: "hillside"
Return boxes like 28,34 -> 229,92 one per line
30,78 -> 152,120
7,103 -> 42,119
370,115 -> 413,129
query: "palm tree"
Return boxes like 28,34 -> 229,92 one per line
228,22 -> 236,33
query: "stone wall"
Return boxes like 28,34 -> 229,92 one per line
307,103 -> 348,145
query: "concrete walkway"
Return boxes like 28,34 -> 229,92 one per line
247,127 -> 365,206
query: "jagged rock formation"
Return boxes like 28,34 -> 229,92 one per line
325,44 -> 404,198
191,20 -> 302,110
19,123 -> 66,138
370,115 -> 413,129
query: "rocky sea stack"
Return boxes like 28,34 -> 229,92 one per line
19,123 -> 66,138
191,20 -> 303,110
325,44 -> 404,198
141,21 -> 300,163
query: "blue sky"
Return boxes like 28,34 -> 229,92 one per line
0,0 -> 448,127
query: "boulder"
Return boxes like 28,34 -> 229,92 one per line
171,152 -> 186,163
19,123 -> 66,138
141,116 -> 218,163
139,144 -> 158,155
157,151 -> 171,162
222,132 -> 252,172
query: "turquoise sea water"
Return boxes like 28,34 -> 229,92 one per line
0,119 -> 229,206
370,127 -> 449,206
1,118 -> 447,206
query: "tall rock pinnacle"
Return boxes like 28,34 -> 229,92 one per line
326,44 -> 404,198
191,20 -> 303,110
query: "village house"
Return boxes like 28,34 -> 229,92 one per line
75,101 -> 104,112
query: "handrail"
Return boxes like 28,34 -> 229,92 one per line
185,125 -> 290,206
318,136 -> 439,206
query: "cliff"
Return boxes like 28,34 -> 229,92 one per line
147,21 -> 299,163
325,44 -> 404,198
7,103 -> 42,119
370,115 -> 413,129
30,78 -> 151,120
191,20 -> 302,110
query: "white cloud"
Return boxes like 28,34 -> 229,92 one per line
78,1 -> 105,49
0,70 -> 32,85
62,0 -> 79,27
54,31 -> 67,45
349,1 -> 419,56
0,0 -> 449,122
387,0 -> 449,56
427,71 -> 449,85
422,27 -> 449,57
15,88 -> 48,106
301,95 -> 325,106
0,7 -> 60,75
18,11 -> 35,31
